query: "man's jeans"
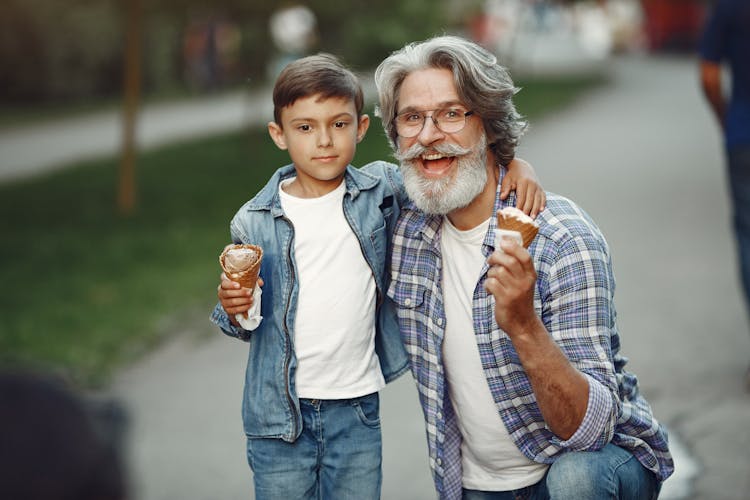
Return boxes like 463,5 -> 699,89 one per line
462,443 -> 659,500
246,392 -> 382,500
728,145 -> 750,318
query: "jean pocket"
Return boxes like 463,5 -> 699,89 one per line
351,393 -> 381,428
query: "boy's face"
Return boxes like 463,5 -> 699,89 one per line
268,94 -> 369,196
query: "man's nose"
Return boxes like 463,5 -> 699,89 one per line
417,115 -> 445,145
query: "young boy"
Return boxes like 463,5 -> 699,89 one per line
211,53 -> 544,499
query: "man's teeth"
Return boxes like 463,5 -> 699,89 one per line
422,153 -> 446,160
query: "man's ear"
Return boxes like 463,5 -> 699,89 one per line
356,114 -> 371,143
268,121 -> 287,150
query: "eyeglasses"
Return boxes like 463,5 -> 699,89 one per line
393,107 -> 474,138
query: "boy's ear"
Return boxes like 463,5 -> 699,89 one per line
268,121 -> 288,150
356,114 -> 370,144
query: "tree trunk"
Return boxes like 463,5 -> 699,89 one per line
119,0 -> 142,215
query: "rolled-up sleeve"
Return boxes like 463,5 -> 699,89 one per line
209,302 -> 251,341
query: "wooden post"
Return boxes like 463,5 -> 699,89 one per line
118,0 -> 142,215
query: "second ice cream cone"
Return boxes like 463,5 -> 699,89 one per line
496,207 -> 539,248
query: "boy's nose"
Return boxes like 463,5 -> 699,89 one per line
318,130 -> 333,147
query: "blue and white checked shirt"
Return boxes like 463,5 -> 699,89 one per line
387,176 -> 673,499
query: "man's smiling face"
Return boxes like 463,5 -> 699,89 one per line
395,67 -> 489,215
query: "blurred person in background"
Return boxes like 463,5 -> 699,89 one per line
699,0 -> 750,389
0,370 -> 127,500
375,35 -> 673,500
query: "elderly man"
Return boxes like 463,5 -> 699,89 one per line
375,35 -> 673,499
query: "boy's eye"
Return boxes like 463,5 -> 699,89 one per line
297,124 -> 311,132
334,121 -> 348,128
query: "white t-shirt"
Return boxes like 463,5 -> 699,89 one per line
279,178 -> 385,399
440,216 -> 548,491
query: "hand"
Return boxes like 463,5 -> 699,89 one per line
500,157 -> 546,218
217,273 -> 263,326
484,238 -> 538,334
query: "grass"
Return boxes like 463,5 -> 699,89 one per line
0,73 -> 606,387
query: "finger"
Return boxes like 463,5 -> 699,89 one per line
222,296 -> 253,313
519,182 -> 535,215
496,241 -> 528,277
533,190 -> 546,218
219,286 -> 252,300
220,272 -> 240,289
499,176 -> 513,200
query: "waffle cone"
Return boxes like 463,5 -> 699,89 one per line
220,244 -> 263,289
497,211 -> 539,248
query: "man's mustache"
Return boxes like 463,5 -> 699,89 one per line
394,141 -> 473,162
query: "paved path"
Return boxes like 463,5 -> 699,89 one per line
9,54 -> 746,499
0,90 -> 271,184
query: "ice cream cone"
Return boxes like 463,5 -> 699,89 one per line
219,244 -> 263,289
496,207 -> 539,248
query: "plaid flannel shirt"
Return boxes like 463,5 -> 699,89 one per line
387,178 -> 673,499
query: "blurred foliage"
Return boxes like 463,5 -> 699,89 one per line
0,0 -> 477,105
0,0 -> 122,101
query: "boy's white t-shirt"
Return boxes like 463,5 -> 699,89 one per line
440,216 -> 548,491
279,178 -> 385,399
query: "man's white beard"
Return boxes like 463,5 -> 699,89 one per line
397,135 -> 488,215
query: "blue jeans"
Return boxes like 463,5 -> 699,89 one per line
728,145 -> 750,319
462,443 -> 658,500
246,392 -> 382,500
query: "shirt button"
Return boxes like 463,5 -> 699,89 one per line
404,298 -> 411,306
437,318 -> 443,326
436,412 -> 443,420
436,458 -> 442,466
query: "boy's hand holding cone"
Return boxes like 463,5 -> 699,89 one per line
219,244 -> 264,330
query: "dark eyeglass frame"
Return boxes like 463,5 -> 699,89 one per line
393,108 -> 474,138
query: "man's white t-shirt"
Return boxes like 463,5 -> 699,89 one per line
279,178 -> 385,399
440,216 -> 548,491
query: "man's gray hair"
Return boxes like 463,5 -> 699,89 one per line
374,35 -> 527,166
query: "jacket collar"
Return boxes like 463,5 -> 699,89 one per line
244,163 -> 380,217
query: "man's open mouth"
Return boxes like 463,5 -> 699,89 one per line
420,152 -> 455,177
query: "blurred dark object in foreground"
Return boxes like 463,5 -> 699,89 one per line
0,369 -> 129,500
641,0 -> 708,52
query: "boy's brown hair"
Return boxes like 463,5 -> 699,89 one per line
272,53 -> 364,125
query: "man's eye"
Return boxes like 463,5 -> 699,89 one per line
404,113 -> 423,123
443,109 -> 460,119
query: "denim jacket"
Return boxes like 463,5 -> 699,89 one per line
210,161 -> 409,442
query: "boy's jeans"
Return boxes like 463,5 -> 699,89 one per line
246,392 -> 382,500
462,443 -> 659,500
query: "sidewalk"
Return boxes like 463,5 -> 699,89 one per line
0,89 -> 271,184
